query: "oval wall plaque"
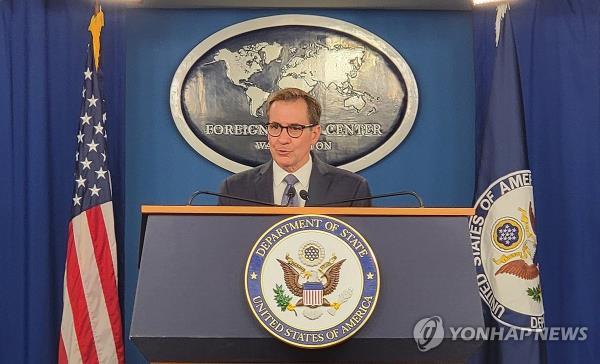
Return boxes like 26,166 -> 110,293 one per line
170,15 -> 418,172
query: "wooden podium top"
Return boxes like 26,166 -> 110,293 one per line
141,205 -> 474,216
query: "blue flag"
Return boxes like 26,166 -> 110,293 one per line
470,6 -> 546,363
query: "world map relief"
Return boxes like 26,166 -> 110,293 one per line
173,18 -> 415,170
208,41 -> 378,117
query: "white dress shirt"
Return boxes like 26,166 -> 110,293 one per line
272,156 -> 312,206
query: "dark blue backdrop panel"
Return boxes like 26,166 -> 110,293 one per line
125,8 -> 475,363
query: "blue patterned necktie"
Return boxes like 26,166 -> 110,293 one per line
281,174 -> 299,206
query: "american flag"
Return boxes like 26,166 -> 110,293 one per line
58,9 -> 125,364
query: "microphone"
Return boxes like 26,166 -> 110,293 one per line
188,190 -> 275,206
284,186 -> 297,206
319,191 -> 424,207
299,190 -> 309,202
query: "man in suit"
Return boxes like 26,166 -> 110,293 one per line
219,88 -> 371,207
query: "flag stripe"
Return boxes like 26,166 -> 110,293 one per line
100,202 -> 118,278
72,212 -> 117,363
60,273 -> 84,364
58,335 -> 68,364
65,222 -> 100,364
86,204 -> 125,363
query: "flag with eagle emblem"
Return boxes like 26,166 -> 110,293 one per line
470,5 -> 546,363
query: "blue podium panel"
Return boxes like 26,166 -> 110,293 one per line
131,207 -> 483,362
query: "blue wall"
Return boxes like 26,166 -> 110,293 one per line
125,8 -> 474,362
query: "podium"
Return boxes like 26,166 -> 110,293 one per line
131,206 -> 484,363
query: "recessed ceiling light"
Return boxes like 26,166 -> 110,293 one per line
473,0 -> 513,6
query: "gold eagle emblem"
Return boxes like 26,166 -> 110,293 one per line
495,202 -> 540,280
277,258 -> 345,307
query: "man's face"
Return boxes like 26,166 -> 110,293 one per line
268,99 -> 321,173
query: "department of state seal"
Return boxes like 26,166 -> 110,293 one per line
470,170 -> 544,330
245,215 -> 380,348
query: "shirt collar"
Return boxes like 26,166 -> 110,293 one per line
273,154 -> 312,188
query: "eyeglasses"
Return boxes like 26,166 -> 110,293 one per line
265,122 -> 316,138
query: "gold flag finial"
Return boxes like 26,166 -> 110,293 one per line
88,3 -> 104,71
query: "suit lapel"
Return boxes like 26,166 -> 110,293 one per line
254,161 -> 274,204
306,156 -> 333,206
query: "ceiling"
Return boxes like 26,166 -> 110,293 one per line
113,0 -> 473,10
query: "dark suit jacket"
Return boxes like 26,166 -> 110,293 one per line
218,156 -> 372,207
